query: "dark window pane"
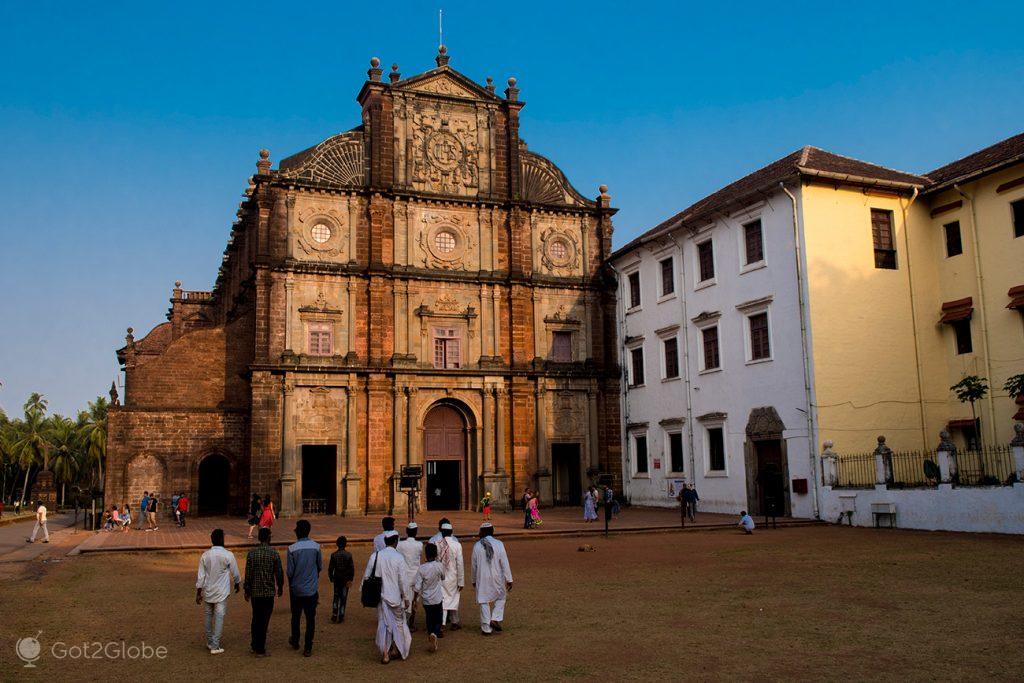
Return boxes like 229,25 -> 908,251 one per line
628,272 -> 641,308
1013,199 -> 1024,238
944,221 -> 962,257
669,432 -> 685,472
702,327 -> 720,370
871,209 -> 897,269
749,312 -> 770,360
698,240 -> 715,282
664,338 -> 679,378
660,258 -> 674,295
635,435 -> 648,473
708,427 -> 725,471
954,319 -> 972,355
744,219 -> 764,264
631,348 -> 644,386
551,331 -> 572,362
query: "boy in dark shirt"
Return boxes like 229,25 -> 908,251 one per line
327,536 -> 355,623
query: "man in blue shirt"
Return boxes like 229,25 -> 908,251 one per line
287,519 -> 322,657
138,491 -> 149,530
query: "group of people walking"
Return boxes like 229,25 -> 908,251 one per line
194,515 -> 513,663
133,490 -> 189,531
247,494 -> 277,538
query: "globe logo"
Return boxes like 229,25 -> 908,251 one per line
16,631 -> 43,667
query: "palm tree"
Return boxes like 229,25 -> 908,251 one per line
49,416 -> 80,504
78,396 -> 108,491
14,395 -> 50,503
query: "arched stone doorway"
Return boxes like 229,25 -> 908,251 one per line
198,454 -> 231,516
744,407 -> 790,517
125,454 -> 166,509
423,403 -> 469,510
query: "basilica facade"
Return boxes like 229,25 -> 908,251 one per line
105,48 -> 622,517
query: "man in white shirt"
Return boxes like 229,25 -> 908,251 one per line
471,522 -> 513,635
195,528 -> 241,654
364,530 -> 411,664
26,502 -> 49,543
413,542 -> 445,652
372,516 -> 396,552
396,522 -> 424,630
435,521 -> 464,630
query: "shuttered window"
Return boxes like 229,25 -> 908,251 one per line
944,221 -> 963,257
708,427 -> 726,471
433,328 -> 461,369
551,331 -> 572,362
628,272 -> 641,309
660,257 -> 675,296
634,434 -> 649,474
630,347 -> 645,386
697,240 -> 715,282
663,337 -> 679,379
871,209 -> 897,269
749,312 -> 771,361
702,326 -> 720,370
669,432 -> 685,473
307,322 -> 332,356
743,219 -> 764,265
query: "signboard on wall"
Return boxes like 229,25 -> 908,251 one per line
668,479 -> 686,498
653,459 -> 661,470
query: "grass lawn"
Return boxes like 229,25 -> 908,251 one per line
0,525 -> 1020,680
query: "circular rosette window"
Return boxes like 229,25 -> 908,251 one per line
545,235 -> 576,268
303,216 -> 341,251
425,224 -> 466,264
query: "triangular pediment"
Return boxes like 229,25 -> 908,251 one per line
394,67 -> 498,101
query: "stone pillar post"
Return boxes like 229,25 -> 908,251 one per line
587,388 -> 600,476
390,385 -> 404,515
1011,423 -> 1024,483
347,195 -> 359,264
936,430 -> 958,487
284,280 -> 294,352
346,279 -> 356,360
285,193 -> 296,259
280,382 -> 298,516
820,440 -> 837,488
482,387 -> 494,475
491,285 -> 501,358
343,379 -> 362,515
496,387 -> 507,472
873,435 -> 892,487
535,384 -> 552,504
482,386 -> 510,509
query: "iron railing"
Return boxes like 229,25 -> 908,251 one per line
835,453 -> 876,488
832,445 -> 1018,488
956,446 -> 1017,486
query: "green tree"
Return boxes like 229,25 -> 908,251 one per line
48,415 -> 81,504
78,396 -> 108,491
1004,374 -> 1024,402
950,375 -> 989,451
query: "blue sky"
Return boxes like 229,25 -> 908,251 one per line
1,0 -> 1023,415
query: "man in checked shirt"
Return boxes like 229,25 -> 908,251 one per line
244,526 -> 284,656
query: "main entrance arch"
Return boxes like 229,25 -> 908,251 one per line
198,453 -> 230,516
423,403 -> 468,510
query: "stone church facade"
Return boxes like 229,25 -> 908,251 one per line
105,48 -> 622,517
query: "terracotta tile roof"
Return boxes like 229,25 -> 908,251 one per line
923,131 -> 1024,193
612,146 -> 926,259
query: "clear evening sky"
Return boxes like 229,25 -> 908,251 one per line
1,1 -> 1022,416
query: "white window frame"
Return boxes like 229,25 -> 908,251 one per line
657,255 -> 677,302
693,234 -> 717,290
654,324 -> 680,381
741,304 -> 773,365
693,317 -> 722,374
739,216 -> 767,274
665,428 -> 685,475
631,431 -> 650,478
624,267 -> 642,312
627,341 -> 646,388
703,422 -> 728,477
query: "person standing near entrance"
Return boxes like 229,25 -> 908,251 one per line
178,492 -> 190,527
471,522 -> 513,635
247,494 -> 262,539
583,486 -> 598,522
435,521 -> 464,629
365,530 -> 411,664
258,496 -> 275,531
146,492 -> 159,531
171,492 -> 181,526
286,519 -> 321,657
528,493 -> 543,527
684,484 -> 699,522
521,489 -> 533,529
397,523 -> 424,630
244,526 -> 283,656
195,528 -> 241,654
26,502 -> 49,543
138,491 -> 149,530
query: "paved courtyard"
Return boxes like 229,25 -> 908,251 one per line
1,525 -> 1021,680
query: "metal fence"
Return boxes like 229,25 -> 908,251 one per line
835,453 -> 876,488
956,446 -> 1017,486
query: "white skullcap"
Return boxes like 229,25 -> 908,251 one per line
480,522 -> 494,529
440,522 -> 453,530
407,522 -> 418,529
384,530 -> 399,538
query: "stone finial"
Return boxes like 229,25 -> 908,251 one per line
436,44 -> 450,67
937,430 -> 956,453
174,280 -> 182,288
505,76 -> 519,102
109,380 -> 119,406
125,327 -> 135,345
822,440 -> 834,453
1013,422 -> 1024,447
368,56 -> 383,81
389,63 -> 401,83
256,149 -> 271,174
599,184 -> 610,197
485,76 -> 495,94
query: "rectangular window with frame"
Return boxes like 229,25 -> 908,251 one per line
697,239 -> 715,282
630,347 -> 645,387
634,434 -> 649,474
433,328 -> 461,369
307,322 -> 332,356
551,331 -> 573,362
1013,199 -> 1024,238
663,337 -> 679,379
743,219 -> 764,265
944,221 -> 963,257
628,272 -> 641,309
659,257 -> 675,296
953,319 -> 972,355
707,427 -> 726,472
701,326 -> 720,370
668,431 -> 685,473
748,312 -> 771,361
871,208 -> 897,269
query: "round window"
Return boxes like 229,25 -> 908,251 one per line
549,239 -> 568,261
434,230 -> 457,254
310,223 -> 332,244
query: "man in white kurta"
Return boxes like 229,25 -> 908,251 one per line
363,530 -> 410,663
435,522 -> 464,628
396,523 -> 424,629
471,522 -> 513,635
372,516 -> 396,552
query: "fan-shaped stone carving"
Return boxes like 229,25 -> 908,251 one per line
520,151 -> 594,207
279,130 -> 366,187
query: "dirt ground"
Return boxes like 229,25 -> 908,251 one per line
1,526 -> 1021,681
